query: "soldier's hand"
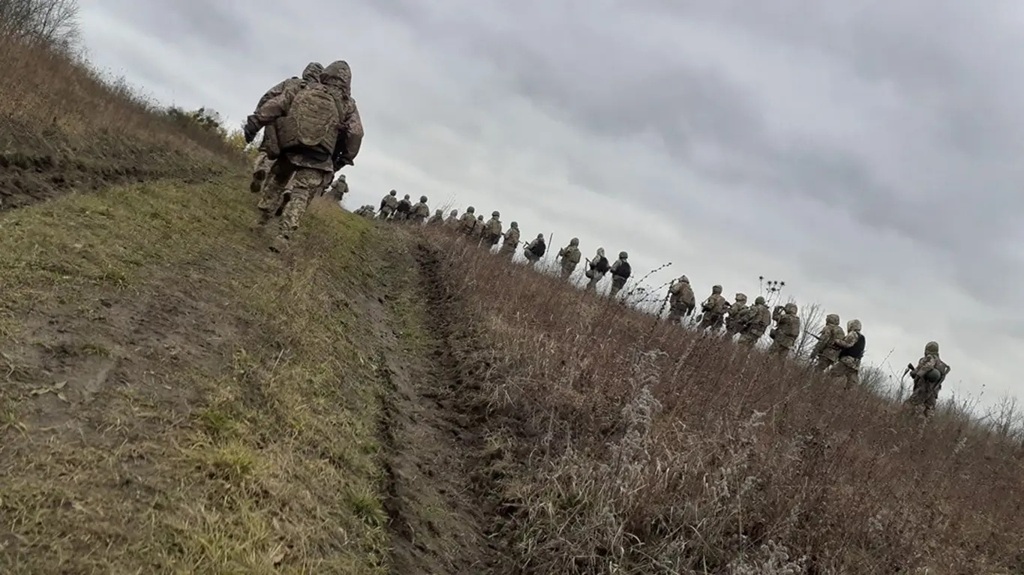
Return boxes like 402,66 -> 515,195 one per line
242,118 -> 259,144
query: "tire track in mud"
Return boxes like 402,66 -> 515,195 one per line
378,241 -> 508,575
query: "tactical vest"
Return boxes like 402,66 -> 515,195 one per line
613,261 -> 631,279
593,257 -> 610,273
839,333 -> 866,359
531,242 -> 546,257
275,82 -> 340,153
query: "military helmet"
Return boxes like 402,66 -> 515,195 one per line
826,314 -> 839,325
537,233 -> 545,239
597,247 -> 605,257
679,275 -> 689,283
847,319 -> 862,332
449,209 -> 458,215
492,210 -> 500,217
302,62 -> 324,82
477,215 -> 483,220
389,190 -> 397,196
784,302 -> 798,314
736,293 -> 747,302
337,174 -> 346,181
511,221 -> 518,228
403,194 -> 410,200
754,296 -> 766,305
619,251 -> 628,259
466,206 -> 475,213
712,285 -> 723,294
570,237 -> 579,246
434,209 -> 442,215
420,195 -> 428,202
925,341 -> 939,354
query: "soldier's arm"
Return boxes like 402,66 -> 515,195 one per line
832,332 -> 857,349
255,79 -> 288,111
249,83 -> 301,130
335,100 -> 364,164
913,356 -> 936,377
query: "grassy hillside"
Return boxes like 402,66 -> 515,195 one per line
420,232 -> 1024,574
0,32 -> 243,210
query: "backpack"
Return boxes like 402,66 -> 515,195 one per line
593,257 -> 610,274
275,82 -> 340,152
614,261 -> 631,279
531,241 -> 546,257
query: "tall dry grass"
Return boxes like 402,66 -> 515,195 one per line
425,228 -> 1024,574
0,3 -> 241,207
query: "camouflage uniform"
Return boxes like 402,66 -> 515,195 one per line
427,209 -> 444,225
379,190 -> 399,219
444,210 -> 459,227
500,222 -> 520,258
904,341 -> 950,416
482,211 -> 503,247
459,207 -> 478,235
524,234 -> 546,266
395,194 -> 412,221
325,174 -> 348,201
409,196 -> 431,224
667,275 -> 696,323
768,303 -> 801,356
812,314 -> 845,371
736,296 -> 772,347
557,238 -> 582,278
585,248 -> 610,291
354,205 -> 376,218
698,286 -> 729,331
250,62 -> 324,195
244,60 -> 363,251
608,252 -> 631,297
829,320 -> 865,389
724,293 -> 749,336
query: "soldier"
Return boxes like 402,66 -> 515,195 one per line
395,193 -> 412,221
524,233 -> 547,265
475,215 -> 485,238
444,209 -> 459,226
356,205 -> 376,218
427,209 -> 444,225
325,173 -> 348,202
557,238 -> 582,279
244,60 -> 363,252
812,314 -> 845,371
608,251 -> 631,298
829,319 -> 865,389
724,293 -> 749,336
379,190 -> 399,220
904,341 -> 950,416
768,302 -> 801,356
459,206 -> 478,235
666,275 -> 696,323
585,248 -> 611,292
698,285 -> 729,331
736,296 -> 772,347
249,62 -> 324,195
409,195 -> 430,224
500,222 -> 520,258
482,211 -> 503,248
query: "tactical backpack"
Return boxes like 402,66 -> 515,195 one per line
531,242 -> 546,257
593,257 -> 610,274
275,82 -> 340,153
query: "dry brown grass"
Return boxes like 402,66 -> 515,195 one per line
421,229 -> 1024,574
0,28 -> 242,209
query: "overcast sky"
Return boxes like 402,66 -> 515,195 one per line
78,0 -> 1023,411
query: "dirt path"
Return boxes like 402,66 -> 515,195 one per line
377,241 -> 507,575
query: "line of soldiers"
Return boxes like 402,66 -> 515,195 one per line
353,196 -> 952,417
243,61 -> 364,252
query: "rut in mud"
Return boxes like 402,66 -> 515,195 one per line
377,241 -> 509,575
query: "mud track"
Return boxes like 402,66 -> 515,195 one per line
378,241 -> 510,574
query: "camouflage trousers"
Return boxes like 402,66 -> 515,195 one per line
768,341 -> 793,357
737,332 -> 762,347
699,314 -> 723,331
815,355 -> 838,371
609,277 -> 627,298
667,303 -> 694,324
829,356 -> 860,389
560,263 -> 577,279
258,159 -> 332,240
379,207 -> 395,220
250,152 -> 275,194
500,244 -> 517,259
905,379 -> 940,414
585,273 -> 604,291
